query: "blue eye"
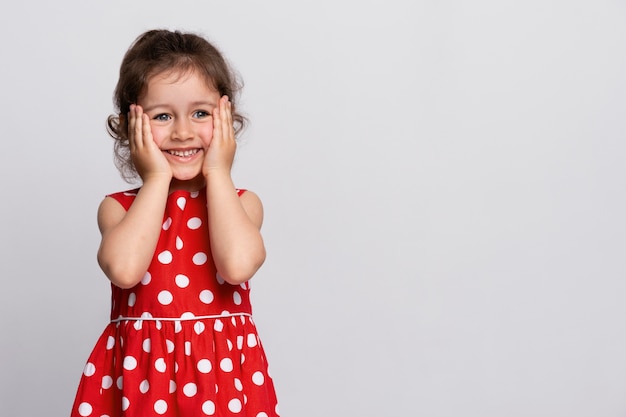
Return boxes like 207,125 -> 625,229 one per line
193,110 -> 210,119
154,114 -> 171,121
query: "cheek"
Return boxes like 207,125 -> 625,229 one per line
200,123 -> 214,146
148,124 -> 168,147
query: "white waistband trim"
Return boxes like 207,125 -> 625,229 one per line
111,312 -> 252,323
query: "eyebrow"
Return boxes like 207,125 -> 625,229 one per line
142,101 -> 217,113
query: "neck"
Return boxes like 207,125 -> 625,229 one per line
168,174 -> 206,193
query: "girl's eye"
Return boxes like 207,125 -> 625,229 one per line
154,114 -> 171,121
193,110 -> 210,119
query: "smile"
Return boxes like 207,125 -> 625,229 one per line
166,149 -> 200,157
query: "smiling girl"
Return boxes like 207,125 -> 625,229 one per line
70,29 -> 279,417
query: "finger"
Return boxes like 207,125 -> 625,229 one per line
128,105 -> 136,152
142,113 -> 152,147
224,97 -> 234,138
219,96 -> 233,141
133,105 -> 144,149
212,103 -> 222,143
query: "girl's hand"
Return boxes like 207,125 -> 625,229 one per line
128,104 -> 172,183
203,96 -> 236,177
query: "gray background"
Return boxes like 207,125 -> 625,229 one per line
1,1 -> 626,416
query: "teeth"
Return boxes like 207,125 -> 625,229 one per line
168,149 -> 199,157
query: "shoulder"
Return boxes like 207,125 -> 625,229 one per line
238,189 -> 263,208
106,188 -> 140,211
96,188 -> 138,234
238,189 -> 264,228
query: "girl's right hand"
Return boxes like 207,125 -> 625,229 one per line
128,104 -> 172,183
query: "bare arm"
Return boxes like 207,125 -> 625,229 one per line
206,176 -> 266,285
97,180 -> 170,288
98,104 -> 172,288
203,96 -> 266,284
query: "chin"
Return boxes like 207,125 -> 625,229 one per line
170,171 -> 205,189
172,167 -> 202,180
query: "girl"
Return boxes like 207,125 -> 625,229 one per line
71,29 -> 280,417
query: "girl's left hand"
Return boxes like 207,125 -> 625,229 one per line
203,95 -> 236,177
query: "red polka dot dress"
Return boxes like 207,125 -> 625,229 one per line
71,188 -> 280,417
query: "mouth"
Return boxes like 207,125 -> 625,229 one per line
165,149 -> 201,158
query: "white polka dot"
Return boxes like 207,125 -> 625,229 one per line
179,382 -> 196,397
102,375 -> 113,389
193,252 -> 208,265
202,400 -> 216,415
158,250 -> 173,264
247,333 -> 258,348
233,291 -> 242,305
257,412 -> 269,417
122,397 -> 130,411
83,362 -> 96,377
181,312 -> 195,320
140,379 -> 150,393
228,398 -> 242,413
194,321 -> 206,334
128,293 -> 136,307
199,290 -> 214,304
155,358 -> 167,373
231,316 -> 237,326
143,338 -> 151,353
214,319 -> 224,332
106,336 -> 115,350
187,217 -> 202,229
169,380 -> 177,393
163,217 -> 172,230
236,336 -> 244,350
156,319 -> 162,330
123,356 -> 137,371
244,394 -> 248,404
234,378 -> 243,391
241,353 -> 246,365
158,290 -> 173,305
185,341 -> 192,356
191,191 -> 199,198
177,196 -> 186,210
252,371 -> 265,386
77,402 -> 92,416
154,399 -> 168,414
175,274 -> 190,288
176,236 -> 183,250
197,359 -> 212,373
166,339 -> 175,353
175,320 -> 182,333
216,273 -> 225,284
227,339 -> 233,351
175,362 -> 180,373
116,376 -> 123,390
141,271 -> 152,285
134,320 -> 143,331
220,358 -> 234,372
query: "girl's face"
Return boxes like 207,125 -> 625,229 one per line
138,69 -> 221,189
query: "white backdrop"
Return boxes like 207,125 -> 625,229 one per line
1,1 -> 626,416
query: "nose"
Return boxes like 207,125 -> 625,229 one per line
172,118 -> 193,141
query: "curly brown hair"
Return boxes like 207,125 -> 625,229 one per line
107,29 -> 247,182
